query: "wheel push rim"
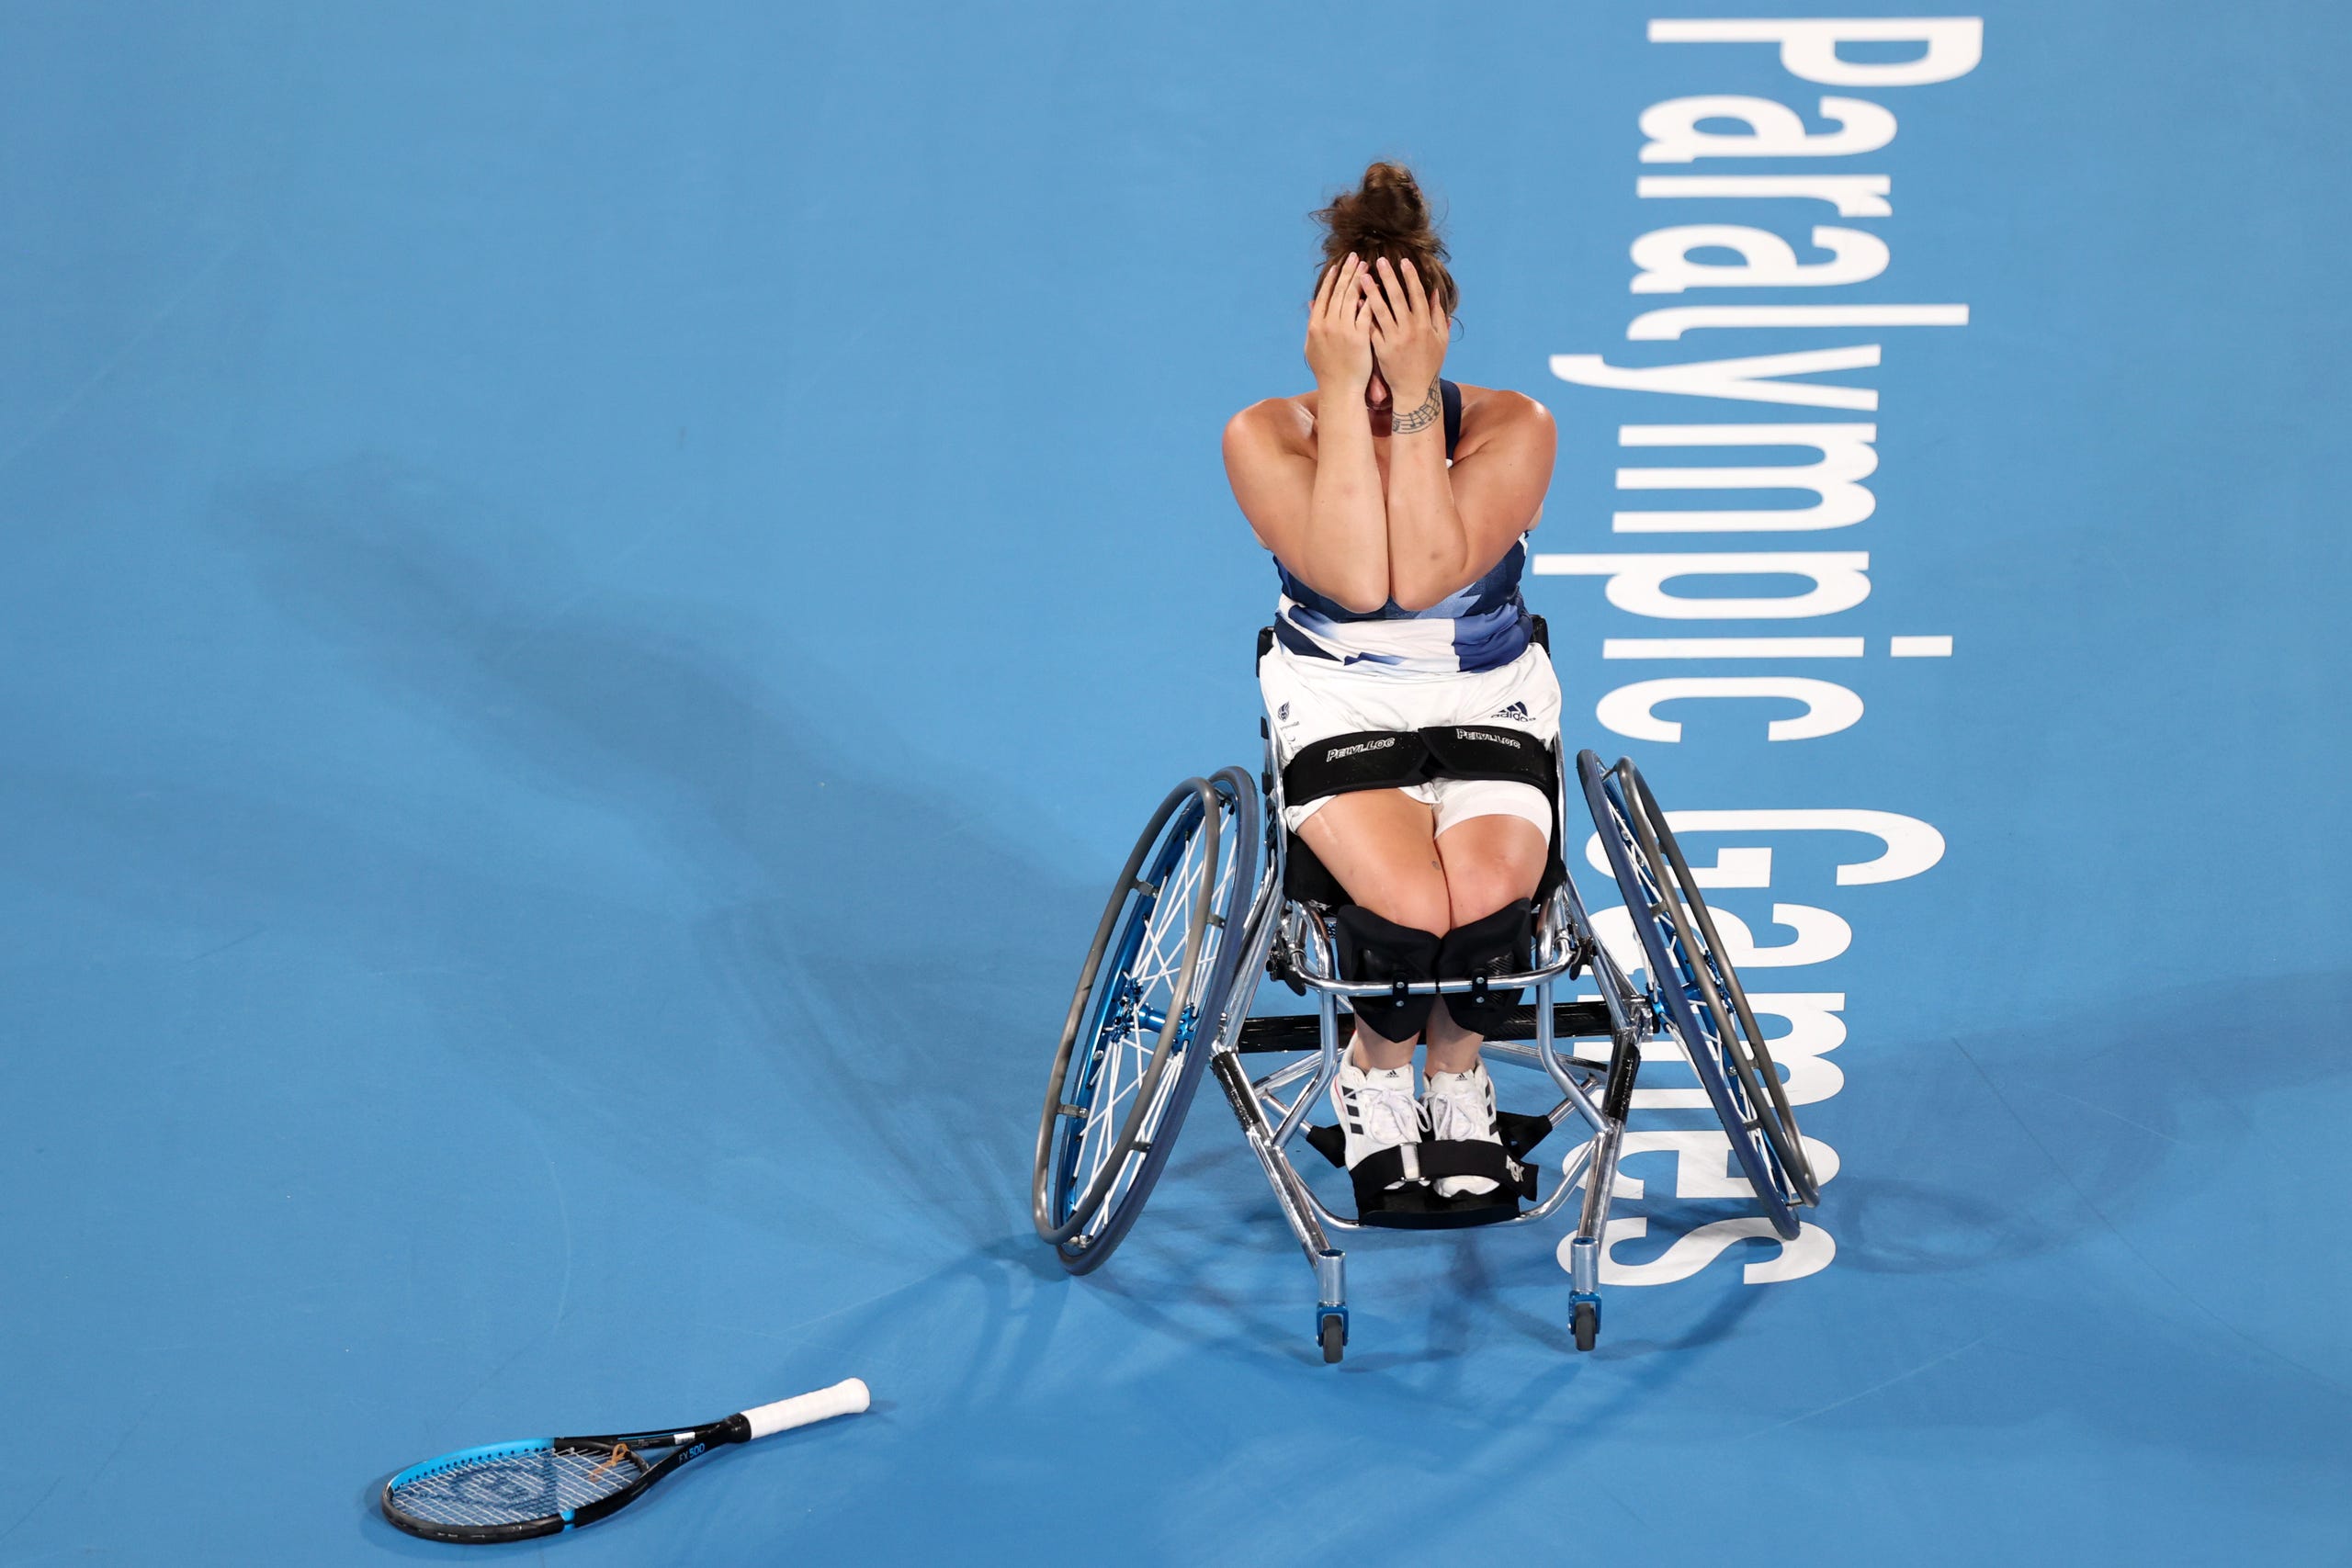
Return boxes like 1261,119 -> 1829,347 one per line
1034,776 -> 1224,1245
1056,772 -> 1260,1265
1624,764 -> 1820,1206
1054,767 -> 1261,1271
1577,751 -> 1807,1237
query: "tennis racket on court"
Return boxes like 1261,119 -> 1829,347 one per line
379,1377 -> 870,1543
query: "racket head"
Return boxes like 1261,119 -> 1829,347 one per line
380,1436 -> 655,1543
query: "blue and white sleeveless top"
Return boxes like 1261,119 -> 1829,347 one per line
1271,378 -> 1534,676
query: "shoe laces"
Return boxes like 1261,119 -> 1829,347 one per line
1342,1074 -> 1424,1149
1425,1069 -> 1498,1144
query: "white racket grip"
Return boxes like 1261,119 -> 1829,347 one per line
741,1378 -> 871,1440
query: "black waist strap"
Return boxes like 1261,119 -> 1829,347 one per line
1282,724 -> 1553,809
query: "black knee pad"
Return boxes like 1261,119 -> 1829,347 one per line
1333,906 -> 1442,1044
1436,898 -> 1534,1037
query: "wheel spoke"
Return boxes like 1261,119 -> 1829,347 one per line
1037,769 -> 1262,1262
1058,793 -> 1239,1229
1587,758 -> 1806,1222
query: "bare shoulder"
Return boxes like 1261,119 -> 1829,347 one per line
1453,383 -> 1555,455
1223,392 -> 1317,459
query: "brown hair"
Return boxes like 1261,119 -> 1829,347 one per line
1311,161 -> 1457,322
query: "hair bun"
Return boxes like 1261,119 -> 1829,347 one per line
1358,162 -> 1426,221
1311,161 -> 1458,320
1329,161 -> 1429,244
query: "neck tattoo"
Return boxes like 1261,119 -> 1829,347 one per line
1390,384 -> 1442,435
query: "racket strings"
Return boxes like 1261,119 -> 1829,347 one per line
387,1442 -> 651,1528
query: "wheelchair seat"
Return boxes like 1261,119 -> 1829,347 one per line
1255,615 -> 1569,910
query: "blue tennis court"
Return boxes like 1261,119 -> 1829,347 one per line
4,4 -> 2346,1563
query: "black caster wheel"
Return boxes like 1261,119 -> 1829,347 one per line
1571,1297 -> 1600,1353
1318,1314 -> 1347,1364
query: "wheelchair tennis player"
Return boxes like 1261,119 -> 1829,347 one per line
1222,162 -> 1559,1200
1032,162 -> 1815,1359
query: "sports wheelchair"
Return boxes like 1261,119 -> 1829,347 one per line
1031,623 -> 1818,1363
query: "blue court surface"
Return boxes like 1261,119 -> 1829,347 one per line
5,5 -> 2348,1564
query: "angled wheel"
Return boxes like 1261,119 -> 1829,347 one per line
1578,751 -> 1819,1239
1033,766 -> 1261,1273
1624,762 -> 1821,1209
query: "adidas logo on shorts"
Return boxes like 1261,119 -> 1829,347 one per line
1493,701 -> 1531,721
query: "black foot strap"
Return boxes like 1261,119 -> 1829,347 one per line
1302,1111 -> 1553,1169
1299,1120 -> 1555,1231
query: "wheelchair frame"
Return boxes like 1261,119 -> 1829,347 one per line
1034,711 -> 1816,1364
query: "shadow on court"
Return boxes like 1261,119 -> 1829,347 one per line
213,455 -> 1083,1260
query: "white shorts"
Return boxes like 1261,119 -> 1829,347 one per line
1259,641 -> 1565,840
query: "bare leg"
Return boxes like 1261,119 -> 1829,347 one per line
1295,789 -> 1452,1072
1423,814 -> 1549,1076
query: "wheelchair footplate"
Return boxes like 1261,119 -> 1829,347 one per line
1301,1111 -> 1555,1230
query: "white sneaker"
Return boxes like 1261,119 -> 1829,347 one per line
1330,1060 -> 1424,1187
1424,1061 -> 1503,1199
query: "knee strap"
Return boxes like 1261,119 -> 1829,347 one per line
1435,898 -> 1534,1037
1333,906 -> 1442,1043
1419,725 -> 1552,789
1281,725 -> 1553,811
1282,731 -> 1432,807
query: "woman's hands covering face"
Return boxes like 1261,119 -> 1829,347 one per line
1305,254 -> 1375,393
1361,256 -> 1447,409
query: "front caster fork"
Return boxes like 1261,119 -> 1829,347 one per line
1566,1234 -> 1603,1352
1315,1250 -> 1349,1364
